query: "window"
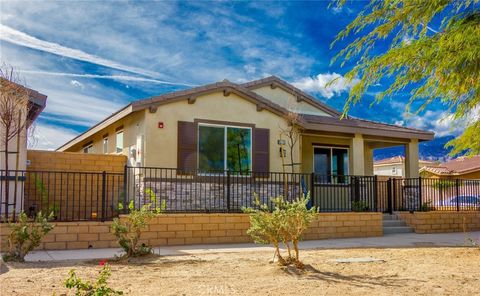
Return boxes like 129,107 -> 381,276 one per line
116,130 -> 123,153
198,124 -> 252,173
313,146 -> 348,183
83,143 -> 93,154
103,137 -> 109,154
392,166 -> 397,175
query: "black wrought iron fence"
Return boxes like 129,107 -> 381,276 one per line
2,166 -> 479,222
0,170 -> 124,222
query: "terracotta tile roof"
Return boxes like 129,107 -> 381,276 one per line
374,156 -> 405,165
422,155 -> 480,175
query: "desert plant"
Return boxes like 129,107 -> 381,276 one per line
244,193 -> 317,268
112,201 -> 156,258
3,211 -> 54,262
33,173 -> 60,219
420,201 -> 433,212
65,263 -> 123,295
351,200 -> 369,212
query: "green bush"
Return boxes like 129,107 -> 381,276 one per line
351,200 -> 369,212
244,193 -> 317,268
2,211 -> 54,262
420,201 -> 433,212
112,201 -> 156,258
65,263 -> 123,295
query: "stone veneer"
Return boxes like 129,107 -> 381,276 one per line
0,213 -> 382,251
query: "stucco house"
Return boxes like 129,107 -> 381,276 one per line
374,156 -> 435,177
420,155 -> 480,179
0,83 -> 47,216
57,76 -> 434,179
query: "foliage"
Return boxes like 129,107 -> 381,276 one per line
331,0 -> 480,156
112,201 -> 156,258
351,200 -> 369,212
33,173 -> 60,218
143,188 -> 166,214
243,193 -> 317,268
420,201 -> 433,212
3,211 -> 54,262
431,179 -> 456,189
65,263 -> 123,296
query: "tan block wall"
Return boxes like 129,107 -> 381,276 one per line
27,150 -> 127,173
398,211 -> 480,233
0,213 -> 383,251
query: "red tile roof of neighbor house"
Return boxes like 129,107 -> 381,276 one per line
374,156 -> 435,166
421,155 -> 480,175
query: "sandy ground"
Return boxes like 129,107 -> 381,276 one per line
1,247 -> 479,295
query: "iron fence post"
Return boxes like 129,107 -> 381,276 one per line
373,175 -> 378,212
123,165 -> 128,214
418,177 -> 422,211
456,179 -> 460,212
310,172 -> 315,207
101,171 -> 106,222
226,170 -> 231,212
387,178 -> 393,214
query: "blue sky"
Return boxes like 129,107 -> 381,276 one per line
0,1 -> 461,159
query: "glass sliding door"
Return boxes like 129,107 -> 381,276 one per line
313,146 -> 349,183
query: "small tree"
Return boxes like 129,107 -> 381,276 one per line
0,65 -> 30,220
244,194 -> 317,268
3,211 -> 54,262
279,112 -> 303,174
65,263 -> 123,296
112,201 -> 156,258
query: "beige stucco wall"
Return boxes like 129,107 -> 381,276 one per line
67,111 -> 146,165
143,91 -> 298,172
250,86 -> 331,117
374,164 -> 404,177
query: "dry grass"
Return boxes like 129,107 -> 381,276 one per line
1,247 -> 479,295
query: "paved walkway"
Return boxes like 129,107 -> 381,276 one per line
24,231 -> 480,262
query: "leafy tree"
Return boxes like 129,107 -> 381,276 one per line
3,211 -> 54,262
331,0 -> 480,156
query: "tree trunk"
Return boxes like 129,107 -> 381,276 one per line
4,128 -> 9,220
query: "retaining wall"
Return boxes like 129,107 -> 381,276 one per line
0,212 -> 382,251
398,211 -> 480,233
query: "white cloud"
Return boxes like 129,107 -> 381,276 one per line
29,123 -> 79,150
70,80 -> 84,89
292,73 -> 359,99
0,24 -> 160,78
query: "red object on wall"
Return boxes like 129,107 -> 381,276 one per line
158,122 -> 164,128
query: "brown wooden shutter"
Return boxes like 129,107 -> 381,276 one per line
253,128 -> 269,175
177,121 -> 197,172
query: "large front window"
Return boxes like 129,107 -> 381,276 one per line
198,124 -> 252,173
314,146 -> 349,183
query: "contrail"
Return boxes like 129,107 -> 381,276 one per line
0,24 -> 185,83
19,70 -> 197,87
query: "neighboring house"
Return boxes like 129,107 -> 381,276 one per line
57,76 -> 434,179
374,156 -> 435,177
420,155 -> 480,179
0,85 -> 47,215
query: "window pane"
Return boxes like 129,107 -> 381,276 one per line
332,148 -> 348,183
198,126 -> 225,171
227,127 -> 251,173
103,138 -> 108,154
116,132 -> 123,153
314,148 -> 330,182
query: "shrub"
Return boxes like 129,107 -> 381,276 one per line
2,211 -> 54,262
351,200 -> 369,212
244,193 -> 317,268
65,263 -> 123,295
420,201 -> 433,212
112,201 -> 156,258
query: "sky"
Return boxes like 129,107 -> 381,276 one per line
0,0 -> 463,160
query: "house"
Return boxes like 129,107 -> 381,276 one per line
420,155 -> 480,179
374,156 -> 435,177
57,76 -> 434,179
0,82 -> 47,216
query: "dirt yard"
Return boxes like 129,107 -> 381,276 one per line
1,247 -> 479,295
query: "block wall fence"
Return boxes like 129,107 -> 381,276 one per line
398,211 -> 480,233
26,150 -> 127,173
0,213 -> 382,251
